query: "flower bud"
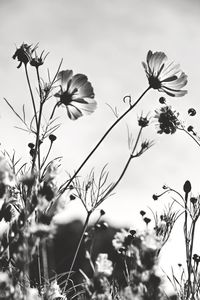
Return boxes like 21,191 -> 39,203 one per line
190,197 -> 197,205
69,194 -> 76,201
159,97 -> 166,104
140,210 -> 146,216
100,209 -> 105,216
28,143 -> 35,149
187,126 -> 194,132
183,180 -> 191,193
188,108 -> 196,116
152,194 -> 158,200
49,134 -> 57,142
143,217 -> 151,225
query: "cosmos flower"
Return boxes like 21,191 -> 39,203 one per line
142,50 -> 187,97
54,70 -> 97,120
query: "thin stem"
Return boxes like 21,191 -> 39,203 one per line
41,142 -> 53,170
24,64 -> 38,126
96,127 -> 143,207
178,127 -> 200,148
188,219 -> 197,298
64,211 -> 91,290
59,86 -> 151,195
31,99 -> 44,176
50,103 -> 59,120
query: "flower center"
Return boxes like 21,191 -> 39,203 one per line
148,76 -> 161,89
60,88 -> 78,105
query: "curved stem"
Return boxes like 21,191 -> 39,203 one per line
178,127 -> 200,148
64,211 -> 91,290
59,86 -> 151,195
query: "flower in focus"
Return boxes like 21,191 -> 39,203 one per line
54,70 -> 97,120
155,105 -> 181,134
94,253 -> 113,277
142,50 -> 187,97
12,43 -> 38,68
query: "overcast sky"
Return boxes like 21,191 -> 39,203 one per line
1,0 -> 200,276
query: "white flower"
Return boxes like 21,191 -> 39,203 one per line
112,229 -> 129,251
142,50 -> 187,97
54,70 -> 97,120
94,253 -> 113,277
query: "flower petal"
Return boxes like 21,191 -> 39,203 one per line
57,70 -> 73,92
66,105 -> 83,120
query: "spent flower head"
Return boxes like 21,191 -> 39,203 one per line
155,105 -> 181,134
138,114 -> 150,127
12,42 -> 38,68
54,70 -> 97,120
142,50 -> 187,97
30,50 -> 48,68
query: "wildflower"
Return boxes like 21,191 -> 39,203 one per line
94,253 -> 113,277
112,228 -> 129,251
141,231 -> 162,251
155,105 -> 180,134
54,70 -> 97,120
12,43 -> 37,68
142,50 -> 187,97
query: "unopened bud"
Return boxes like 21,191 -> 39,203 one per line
183,180 -> 191,193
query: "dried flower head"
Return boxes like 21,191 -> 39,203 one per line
54,70 -> 97,120
94,253 -> 113,277
142,50 -> 187,97
13,43 -> 37,68
138,115 -> 149,127
155,105 -> 180,134
30,50 -> 48,68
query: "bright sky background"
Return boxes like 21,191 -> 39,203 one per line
1,0 -> 200,283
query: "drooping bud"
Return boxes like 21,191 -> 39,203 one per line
152,194 -> 158,201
